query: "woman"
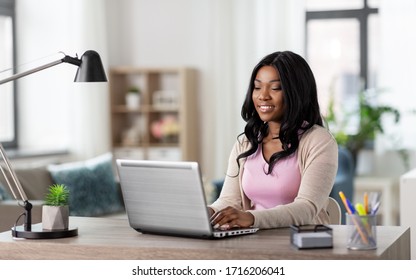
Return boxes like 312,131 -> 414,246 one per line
209,51 -> 338,229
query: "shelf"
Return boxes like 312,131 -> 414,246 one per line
109,67 -> 198,162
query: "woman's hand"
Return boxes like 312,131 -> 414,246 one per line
210,206 -> 255,229
207,207 -> 214,217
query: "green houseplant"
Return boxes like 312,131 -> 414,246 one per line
42,184 -> 70,230
326,89 -> 401,169
127,86 -> 140,94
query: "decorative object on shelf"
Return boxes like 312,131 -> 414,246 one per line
152,90 -> 179,109
122,127 -> 141,146
42,184 -> 70,230
121,117 -> 144,146
150,114 -> 180,143
125,86 -> 141,109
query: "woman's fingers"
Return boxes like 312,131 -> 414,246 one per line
210,207 -> 253,228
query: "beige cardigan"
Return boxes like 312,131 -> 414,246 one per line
209,125 -> 338,229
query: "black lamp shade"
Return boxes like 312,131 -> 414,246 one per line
74,50 -> 107,82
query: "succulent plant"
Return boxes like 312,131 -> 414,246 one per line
44,184 -> 70,206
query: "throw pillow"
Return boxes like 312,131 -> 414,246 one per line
47,153 -> 123,217
0,165 -> 54,200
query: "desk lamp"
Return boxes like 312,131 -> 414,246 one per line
0,50 -> 107,239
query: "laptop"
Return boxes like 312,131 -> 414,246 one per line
116,159 -> 259,239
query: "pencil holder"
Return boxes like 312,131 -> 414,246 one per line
346,213 -> 377,250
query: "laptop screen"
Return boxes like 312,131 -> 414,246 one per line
116,159 -> 214,237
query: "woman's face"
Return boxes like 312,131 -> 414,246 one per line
252,65 -> 285,123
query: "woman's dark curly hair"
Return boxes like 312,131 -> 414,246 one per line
237,51 -> 323,174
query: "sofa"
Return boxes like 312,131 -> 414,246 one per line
0,153 -> 126,233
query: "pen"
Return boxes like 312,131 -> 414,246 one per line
346,199 -> 356,214
339,191 -> 352,214
339,191 -> 369,244
355,203 -> 367,216
364,192 -> 369,214
371,201 -> 381,215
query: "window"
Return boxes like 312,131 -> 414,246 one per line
0,0 -> 16,148
306,0 -> 379,134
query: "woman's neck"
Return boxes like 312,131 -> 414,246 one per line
266,122 -> 281,140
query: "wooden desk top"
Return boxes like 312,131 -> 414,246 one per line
0,216 -> 410,260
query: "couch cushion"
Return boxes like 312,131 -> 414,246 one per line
47,153 -> 123,217
0,165 -> 53,200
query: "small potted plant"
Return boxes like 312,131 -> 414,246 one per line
42,184 -> 70,230
125,86 -> 141,109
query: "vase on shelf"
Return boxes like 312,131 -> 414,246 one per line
125,92 -> 141,109
125,86 -> 141,109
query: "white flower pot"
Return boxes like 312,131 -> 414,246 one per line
125,93 -> 141,109
42,205 -> 69,230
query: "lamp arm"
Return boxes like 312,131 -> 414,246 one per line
0,143 -> 33,231
0,54 -> 83,85
0,144 -> 28,201
0,59 -> 63,85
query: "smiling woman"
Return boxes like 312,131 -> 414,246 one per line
208,51 -> 338,230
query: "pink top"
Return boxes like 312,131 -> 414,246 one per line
242,144 -> 301,210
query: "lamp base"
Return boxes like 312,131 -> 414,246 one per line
11,223 -> 78,239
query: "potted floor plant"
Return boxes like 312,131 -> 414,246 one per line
42,184 -> 70,230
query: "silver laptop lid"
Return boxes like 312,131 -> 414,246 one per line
116,159 -> 214,238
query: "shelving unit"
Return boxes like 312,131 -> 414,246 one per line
109,67 -> 198,162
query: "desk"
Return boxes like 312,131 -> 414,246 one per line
0,217 -> 410,260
